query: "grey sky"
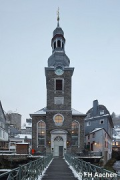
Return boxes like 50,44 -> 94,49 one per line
0,0 -> 120,125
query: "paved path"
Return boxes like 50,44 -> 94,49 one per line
42,158 -> 78,180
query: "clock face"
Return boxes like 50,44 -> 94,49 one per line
55,67 -> 64,75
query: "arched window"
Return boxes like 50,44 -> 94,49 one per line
37,121 -> 46,146
57,40 -> 61,47
54,41 -> 56,49
71,121 -> 80,146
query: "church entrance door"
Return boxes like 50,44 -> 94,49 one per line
54,136 -> 64,157
50,129 -> 67,157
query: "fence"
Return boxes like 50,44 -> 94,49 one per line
0,153 -> 53,180
64,153 -> 119,180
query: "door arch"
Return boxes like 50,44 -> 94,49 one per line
54,136 -> 64,157
50,129 -> 68,157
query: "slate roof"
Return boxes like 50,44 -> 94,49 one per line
86,128 -> 108,136
30,107 -> 86,117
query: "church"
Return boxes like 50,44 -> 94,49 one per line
30,14 -> 86,156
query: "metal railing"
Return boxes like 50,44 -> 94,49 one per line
64,153 -> 120,180
0,153 -> 53,180
76,151 -> 102,157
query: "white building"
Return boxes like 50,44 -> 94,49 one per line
9,134 -> 32,151
85,128 -> 112,164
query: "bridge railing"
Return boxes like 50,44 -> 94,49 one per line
0,153 -> 53,180
64,153 -> 120,180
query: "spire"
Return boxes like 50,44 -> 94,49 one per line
57,7 -> 60,27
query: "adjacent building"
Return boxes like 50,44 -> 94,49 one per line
112,126 -> 120,151
30,19 -> 85,156
85,100 -> 113,163
0,101 -> 8,149
6,112 -> 21,130
21,119 -> 32,135
85,128 -> 112,164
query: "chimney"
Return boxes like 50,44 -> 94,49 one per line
93,100 -> 98,116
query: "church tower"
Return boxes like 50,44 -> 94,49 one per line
30,11 -> 85,156
45,12 -> 74,155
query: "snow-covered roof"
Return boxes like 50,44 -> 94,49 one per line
85,114 -> 110,120
26,122 -> 32,128
21,126 -> 26,130
86,128 -> 104,135
72,108 -> 85,115
30,107 -> 85,116
113,135 -> 120,140
15,134 -> 32,139
91,128 -> 103,133
32,107 -> 46,115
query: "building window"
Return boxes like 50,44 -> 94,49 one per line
112,141 -> 115,146
92,132 -> 95,138
54,41 -> 56,49
37,121 -> 46,147
53,114 -> 64,126
87,113 -> 91,118
56,80 -> 62,90
100,119 -> 104,124
55,79 -> 64,91
86,121 -> 91,126
88,135 -> 90,140
71,121 -> 80,146
54,97 -> 64,105
62,42 -> 64,49
100,110 -> 104,115
57,40 -> 61,47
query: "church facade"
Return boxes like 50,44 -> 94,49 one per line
30,20 -> 86,156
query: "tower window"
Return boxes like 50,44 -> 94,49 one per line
54,42 -> 56,49
57,40 -> 61,47
56,79 -> 62,90
62,42 -> 64,49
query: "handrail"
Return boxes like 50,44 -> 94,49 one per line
64,153 -> 119,180
0,153 -> 53,180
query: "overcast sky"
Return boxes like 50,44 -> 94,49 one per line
0,0 -> 120,125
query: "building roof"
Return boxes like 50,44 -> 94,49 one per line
113,134 -> 120,140
91,128 -> 103,133
85,100 -> 114,128
15,134 -> 32,139
30,107 -> 86,117
26,122 -> 32,128
85,128 -> 108,136
72,108 -> 85,116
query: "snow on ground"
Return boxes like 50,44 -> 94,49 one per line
64,158 -> 82,180
37,158 -> 53,180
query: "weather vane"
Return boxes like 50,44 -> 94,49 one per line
57,7 -> 60,27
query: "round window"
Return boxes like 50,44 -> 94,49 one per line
53,114 -> 64,126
